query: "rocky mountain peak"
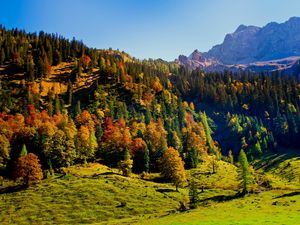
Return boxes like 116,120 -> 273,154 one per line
177,17 -> 300,76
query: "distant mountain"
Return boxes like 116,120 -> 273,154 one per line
177,17 -> 300,76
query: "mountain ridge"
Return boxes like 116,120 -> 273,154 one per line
177,17 -> 300,76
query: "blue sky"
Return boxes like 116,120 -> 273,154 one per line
1,0 -> 300,60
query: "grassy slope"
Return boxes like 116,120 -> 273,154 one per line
0,164 -> 184,225
1,157 -> 300,225
137,190 -> 300,225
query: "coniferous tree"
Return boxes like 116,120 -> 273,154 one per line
0,48 -> 5,65
20,144 -> 28,157
238,149 -> 254,194
189,178 -> 199,209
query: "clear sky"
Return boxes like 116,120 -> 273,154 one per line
0,0 -> 300,60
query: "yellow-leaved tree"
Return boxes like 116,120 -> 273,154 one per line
159,147 -> 187,191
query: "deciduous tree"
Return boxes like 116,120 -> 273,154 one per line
159,147 -> 186,191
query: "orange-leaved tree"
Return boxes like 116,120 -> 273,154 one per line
14,153 -> 43,186
159,147 -> 186,191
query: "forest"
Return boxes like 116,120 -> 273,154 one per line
0,27 -> 299,224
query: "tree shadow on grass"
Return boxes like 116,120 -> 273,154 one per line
199,192 -> 244,203
156,188 -> 177,193
274,191 -> 300,199
0,184 -> 27,194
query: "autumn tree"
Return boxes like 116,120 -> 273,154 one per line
100,118 -> 132,166
14,153 -> 43,186
44,130 -> 76,168
75,125 -> 97,163
131,138 -> 149,173
159,147 -> 186,191
145,119 -> 168,170
0,134 -> 10,168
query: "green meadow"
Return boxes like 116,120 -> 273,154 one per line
1,156 -> 299,225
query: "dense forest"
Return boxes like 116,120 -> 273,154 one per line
0,26 -> 299,188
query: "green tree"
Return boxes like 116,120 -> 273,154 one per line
238,149 -> 254,194
0,48 -> 5,65
228,150 -> 234,164
20,144 -> 28,157
67,80 -> 73,105
200,112 -> 220,157
76,100 -> 81,116
189,178 -> 199,209
118,149 -> 133,177
186,148 -> 199,169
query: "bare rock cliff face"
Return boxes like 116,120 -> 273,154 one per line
177,17 -> 300,75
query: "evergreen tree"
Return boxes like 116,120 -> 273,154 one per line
189,178 -> 199,209
201,112 -> 217,155
67,80 -> 73,105
186,148 -> 199,169
0,48 -> 5,65
76,100 -> 81,115
228,150 -> 234,164
238,149 -> 254,194
20,144 -> 28,157
118,149 -> 133,177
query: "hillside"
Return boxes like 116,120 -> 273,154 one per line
0,25 -> 300,225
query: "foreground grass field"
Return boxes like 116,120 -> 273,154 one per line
0,158 -> 299,225
136,190 -> 300,225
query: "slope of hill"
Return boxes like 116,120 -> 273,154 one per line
0,24 -> 300,225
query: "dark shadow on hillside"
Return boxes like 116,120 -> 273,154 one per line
49,72 -> 72,82
274,191 -> 300,199
191,171 -> 214,176
254,152 -> 300,172
0,184 -> 27,194
199,192 -> 244,203
156,188 -> 177,193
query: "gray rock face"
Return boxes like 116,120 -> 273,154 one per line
177,17 -> 300,75
205,17 -> 300,64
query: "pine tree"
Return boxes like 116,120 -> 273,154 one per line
238,149 -> 254,194
189,178 -> 199,209
67,80 -> 73,105
20,144 -> 28,157
186,148 -> 199,169
54,94 -> 61,114
76,100 -> 81,115
201,112 -> 219,157
0,48 -> 5,65
228,150 -> 234,164
143,145 -> 150,172
118,149 -> 133,177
